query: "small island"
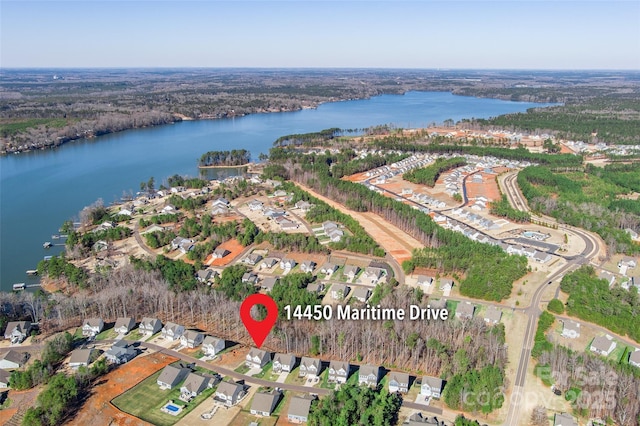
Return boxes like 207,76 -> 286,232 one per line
198,149 -> 251,168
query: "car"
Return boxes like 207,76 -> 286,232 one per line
547,281 -> 552,285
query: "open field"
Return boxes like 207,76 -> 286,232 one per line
67,352 -> 177,426
206,239 -> 245,266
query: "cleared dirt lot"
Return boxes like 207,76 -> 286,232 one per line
206,239 -> 246,266
66,352 -> 178,426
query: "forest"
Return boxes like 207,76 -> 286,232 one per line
489,194 -> 531,222
403,157 -> 467,187
559,266 -> 640,342
198,149 -> 251,167
518,165 -> 640,254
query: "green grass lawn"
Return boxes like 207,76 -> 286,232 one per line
446,300 -> 459,317
126,329 -> 144,341
608,343 -> 627,363
284,367 -> 307,386
111,367 -> 216,426
95,328 -> 117,341
253,362 -> 273,379
234,364 -> 250,374
319,370 -> 335,390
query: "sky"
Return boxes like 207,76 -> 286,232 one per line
1,1 -> 639,70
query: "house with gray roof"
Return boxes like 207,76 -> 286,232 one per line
273,353 -> 296,374
179,372 -> 210,401
358,364 -> 381,387
114,317 -> 135,335
300,260 -> 317,273
82,318 -> 104,338
343,265 -> 360,280
362,267 -> 386,284
244,253 -> 263,266
352,287 -> 371,303
484,306 -> 502,325
328,360 -> 350,384
203,336 -> 225,357
533,251 -> 552,263
213,248 -> 230,259
180,330 -> 204,348
68,348 -> 94,369
0,350 -> 28,370
246,348 -> 271,369
597,270 -> 616,287
439,279 -> 454,292
0,369 -> 10,388
261,277 -> 278,292
299,357 -> 322,378
196,269 -> 215,283
455,302 -> 475,320
287,395 -> 315,423
157,365 -> 190,389
561,320 -> 580,339
629,350 -> 640,368
139,317 -> 162,336
307,282 -> 325,294
319,263 -> 338,276
408,413 -> 441,425
331,284 -> 350,300
104,340 -> 136,364
554,412 -> 578,426
388,372 -> 410,393
242,272 -> 258,284
250,390 -> 282,417
261,257 -> 279,269
590,335 -> 616,356
215,381 -> 245,406
416,275 -> 434,287
421,376 -> 444,399
161,322 -> 185,341
4,321 -> 32,344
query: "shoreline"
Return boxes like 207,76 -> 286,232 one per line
197,164 -> 250,169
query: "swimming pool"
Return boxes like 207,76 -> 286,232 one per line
162,402 -> 183,416
166,404 -> 180,412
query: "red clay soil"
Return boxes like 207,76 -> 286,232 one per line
66,352 -> 178,426
205,239 -> 245,266
466,173 -> 501,202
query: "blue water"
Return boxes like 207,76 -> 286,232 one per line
0,91 -> 554,289
166,404 -> 180,412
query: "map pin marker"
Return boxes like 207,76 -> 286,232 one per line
240,293 -> 278,349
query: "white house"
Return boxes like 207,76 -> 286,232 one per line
299,357 -> 322,378
561,321 -> 580,339
421,376 -> 444,399
203,336 -> 225,357
273,353 -> 296,374
4,321 -> 32,344
161,322 -> 185,341
246,348 -> 271,369
114,317 -> 135,335
590,335 -> 616,356
215,381 -> 245,406
0,350 -> 27,370
328,361 -> 350,384
82,318 -> 104,338
139,317 -> 162,336
180,330 -> 204,348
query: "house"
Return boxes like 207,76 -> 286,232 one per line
179,373 -> 210,401
388,372 -> 410,393
104,340 -> 136,364
590,335 -> 616,356
114,317 -> 135,335
180,330 -> 204,348
139,317 -> 162,336
0,370 -> 10,388
439,279 -> 454,292
343,265 -> 360,280
362,267 -> 385,284
327,228 -> 344,242
246,348 -> 271,369
299,357 -> 322,378
455,302 -> 475,320
157,365 -> 190,389
352,287 -> 371,303
68,348 -> 94,369
211,205 -> 229,215
328,360 -> 350,384
597,270 -> 616,287
275,216 -> 298,229
307,282 -> 325,294
261,277 -> 278,292
421,376 -> 444,399
273,353 -> 296,374
322,221 -> 339,233
629,350 -> 640,368
261,257 -> 279,269
319,263 -> 338,275
215,381 -> 245,406
483,306 -> 502,325
0,350 -> 28,370
248,199 -> 264,211
161,205 -> 176,214
242,272 -> 258,284
295,200 -> 313,212
161,322 -> 185,341
358,364 -> 381,387
331,284 -> 350,300
171,236 -> 192,251
561,320 -> 580,339
203,336 -> 225,357
287,395 -> 315,423
118,208 -> 133,216
82,318 -> 104,337
264,208 -> 286,218
196,269 -> 215,283
407,412 -> 440,425
522,247 -> 537,258
212,197 -> 230,207
3,321 -> 32,344
533,251 -> 552,263
212,248 -> 230,259
280,258 -> 297,270
250,390 -> 282,417
416,275 -> 434,287
300,261 -> 317,273
553,412 -> 579,426
244,253 -> 263,266
618,256 -> 637,269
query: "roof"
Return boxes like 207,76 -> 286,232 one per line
0,369 -> 10,385
181,373 -> 209,393
591,335 -> 615,353
388,371 -> 410,384
183,330 -> 203,340
158,365 -> 188,386
629,350 -> 640,364
408,413 -> 440,425
288,395 -> 314,418
456,302 -> 475,317
164,322 -> 183,332
300,356 -> 320,369
251,391 -> 281,414
69,348 -> 93,365
422,376 -> 443,389
329,360 -> 350,372
273,353 -> 295,366
114,317 -> 134,329
563,320 -> 580,333
4,321 -> 31,335
554,412 -> 579,426
141,317 -> 161,327
83,318 -> 103,327
0,350 -> 27,366
352,287 -> 370,300
217,381 -> 243,397
417,275 -> 434,285
261,277 -> 278,290
484,306 -> 502,322
248,348 -> 269,361
359,364 -> 380,378
204,336 -> 224,346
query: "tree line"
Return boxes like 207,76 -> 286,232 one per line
404,157 -> 467,187
198,150 -> 251,167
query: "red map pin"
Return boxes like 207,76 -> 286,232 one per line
240,293 -> 278,348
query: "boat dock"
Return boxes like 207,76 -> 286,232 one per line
26,270 -> 38,276
43,241 -> 53,248
13,283 -> 42,291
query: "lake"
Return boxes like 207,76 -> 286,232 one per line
0,91 -> 554,289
